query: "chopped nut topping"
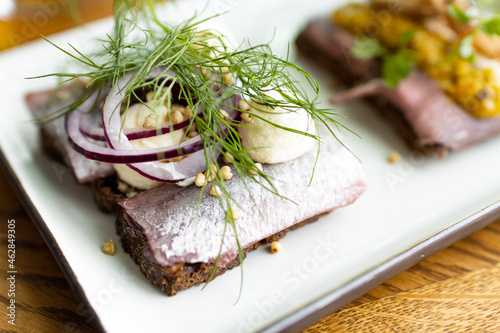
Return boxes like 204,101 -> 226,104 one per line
183,105 -> 193,117
204,163 -> 217,182
223,74 -> 234,84
172,110 -> 184,124
249,163 -> 263,175
143,114 -> 159,129
117,180 -> 130,193
223,152 -> 234,164
220,109 -> 230,119
220,166 -> 233,180
195,173 -> 207,187
146,91 -> 155,102
171,156 -> 186,163
171,104 -> 185,113
238,99 -> 251,111
241,112 -> 253,122
271,241 -> 282,253
388,151 -> 401,164
102,240 -> 116,255
187,130 -> 199,138
126,190 -> 139,198
227,208 -> 241,222
209,185 -> 222,197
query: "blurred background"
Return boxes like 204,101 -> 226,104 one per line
0,0 -> 114,51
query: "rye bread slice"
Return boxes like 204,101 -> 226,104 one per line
116,209 -> 322,296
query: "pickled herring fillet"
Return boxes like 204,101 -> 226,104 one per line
120,135 -> 367,268
25,88 -> 114,183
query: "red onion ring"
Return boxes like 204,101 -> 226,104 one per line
65,109 -> 206,163
76,66 -> 241,183
79,107 -> 199,142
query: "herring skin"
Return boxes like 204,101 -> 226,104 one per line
26,88 -> 114,183
120,134 -> 367,268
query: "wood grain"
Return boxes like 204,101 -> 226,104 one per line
305,219 -> 500,332
0,168 -> 98,333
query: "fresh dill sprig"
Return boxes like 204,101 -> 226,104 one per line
32,0 -> 348,296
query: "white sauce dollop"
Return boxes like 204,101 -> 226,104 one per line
238,95 -> 317,164
113,101 -> 186,190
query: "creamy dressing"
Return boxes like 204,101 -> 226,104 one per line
113,101 -> 186,190
238,94 -> 316,164
116,92 -> 317,189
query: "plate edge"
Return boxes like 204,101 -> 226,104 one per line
260,200 -> 500,333
0,148 -> 106,333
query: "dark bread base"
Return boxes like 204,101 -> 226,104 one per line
90,172 -> 324,296
117,210 -> 322,296
91,175 -> 127,214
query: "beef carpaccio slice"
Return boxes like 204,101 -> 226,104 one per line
25,87 -> 114,183
120,135 -> 367,268
296,19 -> 500,157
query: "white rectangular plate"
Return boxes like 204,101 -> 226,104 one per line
1,1 -> 500,332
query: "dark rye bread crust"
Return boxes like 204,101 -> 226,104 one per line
90,172 -> 324,295
296,20 -> 449,157
91,175 -> 127,214
117,209 -> 322,296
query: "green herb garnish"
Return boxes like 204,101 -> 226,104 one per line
351,34 -> 416,88
32,0 -> 349,297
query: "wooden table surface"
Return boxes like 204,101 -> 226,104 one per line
1,2 -> 500,332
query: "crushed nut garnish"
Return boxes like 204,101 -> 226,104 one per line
388,151 -> 401,164
227,208 -> 241,222
170,103 -> 185,112
195,173 -> 207,187
102,240 -> 116,255
146,90 -> 155,102
117,180 -> 130,193
271,241 -> 282,253
143,114 -> 159,129
187,130 -> 199,138
249,163 -> 263,175
204,163 -> 217,182
172,110 -> 184,124
223,73 -> 234,84
241,112 -> 253,122
126,190 -> 139,198
238,99 -> 251,111
220,166 -> 233,180
183,105 -> 193,117
220,109 -> 230,119
223,152 -> 234,164
209,185 -> 222,197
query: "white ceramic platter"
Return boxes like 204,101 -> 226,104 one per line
1,0 -> 500,332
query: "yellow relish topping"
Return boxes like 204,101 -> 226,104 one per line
332,3 -> 500,118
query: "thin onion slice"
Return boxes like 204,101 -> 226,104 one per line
79,103 -> 201,142
89,67 -> 240,183
65,110 -> 206,163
